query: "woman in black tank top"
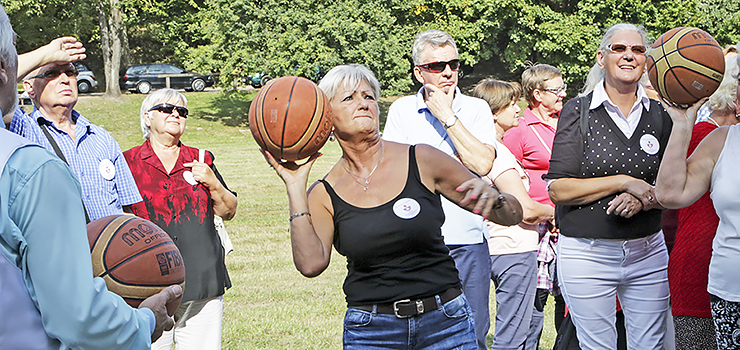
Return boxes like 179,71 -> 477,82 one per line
263,64 -> 522,349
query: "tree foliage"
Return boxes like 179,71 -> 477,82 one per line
3,0 -> 739,95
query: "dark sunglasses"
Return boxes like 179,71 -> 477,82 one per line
607,43 -> 647,55
416,59 -> 461,72
28,69 -> 79,80
149,103 -> 189,118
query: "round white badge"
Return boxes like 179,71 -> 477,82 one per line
183,171 -> 198,185
640,134 -> 660,155
393,198 -> 421,220
98,159 -> 115,180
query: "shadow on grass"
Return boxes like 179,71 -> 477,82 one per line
197,90 -> 256,127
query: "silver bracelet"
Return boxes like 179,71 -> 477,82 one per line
289,211 -> 311,222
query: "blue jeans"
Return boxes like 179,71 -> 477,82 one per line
449,242 -> 491,350
343,293 -> 478,350
489,251 -> 538,350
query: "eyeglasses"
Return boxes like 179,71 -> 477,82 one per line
606,43 -> 647,55
416,59 -> 460,72
542,84 -> 567,95
149,103 -> 189,118
28,69 -> 79,80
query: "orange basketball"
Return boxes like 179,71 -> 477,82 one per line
647,27 -> 725,107
87,214 -> 185,312
248,76 -> 333,161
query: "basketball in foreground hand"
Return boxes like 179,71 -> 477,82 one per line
249,76 -> 333,161
647,27 -> 724,108
87,214 -> 185,314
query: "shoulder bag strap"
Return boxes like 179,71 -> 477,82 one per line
37,119 -> 91,223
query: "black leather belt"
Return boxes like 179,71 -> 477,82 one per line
351,288 -> 462,318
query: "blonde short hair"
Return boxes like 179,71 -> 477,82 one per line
471,79 -> 521,115
521,64 -> 562,106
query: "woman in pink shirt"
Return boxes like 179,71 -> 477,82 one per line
503,64 -> 566,344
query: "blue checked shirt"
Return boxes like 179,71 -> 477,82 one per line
9,107 -> 142,221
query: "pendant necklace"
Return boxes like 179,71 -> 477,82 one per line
342,141 -> 385,191
707,117 -> 720,127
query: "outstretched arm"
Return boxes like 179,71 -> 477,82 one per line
655,98 -> 723,208
18,37 -> 86,81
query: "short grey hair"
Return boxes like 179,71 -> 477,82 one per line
139,88 -> 187,139
707,45 -> 740,113
0,5 -> 15,76
317,64 -> 381,101
412,30 -> 458,66
581,23 -> 651,95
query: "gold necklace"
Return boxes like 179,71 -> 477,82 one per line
707,117 -> 720,127
342,141 -> 384,191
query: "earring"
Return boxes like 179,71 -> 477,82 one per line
328,131 -> 335,142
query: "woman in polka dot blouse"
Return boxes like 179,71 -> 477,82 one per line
544,23 -> 673,350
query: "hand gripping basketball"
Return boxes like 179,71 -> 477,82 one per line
140,284 -> 183,342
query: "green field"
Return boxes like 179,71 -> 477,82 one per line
73,89 -> 557,350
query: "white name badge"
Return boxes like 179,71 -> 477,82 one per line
640,134 -> 660,155
393,198 -> 421,219
99,159 -> 115,180
183,171 -> 198,185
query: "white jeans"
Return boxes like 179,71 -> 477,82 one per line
557,232 -> 669,350
151,295 -> 224,350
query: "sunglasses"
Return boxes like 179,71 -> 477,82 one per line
149,103 -> 189,118
28,69 -> 79,80
542,84 -> 567,95
416,59 -> 461,73
607,43 -> 647,55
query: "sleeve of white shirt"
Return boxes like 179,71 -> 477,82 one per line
382,101 -> 407,143
466,99 -> 498,149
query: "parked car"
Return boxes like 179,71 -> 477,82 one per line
74,62 -> 98,93
119,63 -> 215,94
242,72 -> 272,88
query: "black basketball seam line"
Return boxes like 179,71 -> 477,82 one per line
101,240 -> 182,285
280,77 -> 299,159
255,81 -> 274,152
90,215 -> 135,252
280,82 -> 319,149
294,85 -> 321,158
663,65 -> 703,102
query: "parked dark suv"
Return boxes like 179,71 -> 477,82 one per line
120,63 -> 215,94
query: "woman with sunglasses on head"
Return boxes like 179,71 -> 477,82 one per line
501,63 -> 566,345
123,88 -> 237,350
265,64 -> 522,349
544,23 -> 672,350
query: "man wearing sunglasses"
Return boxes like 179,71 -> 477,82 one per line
7,59 -> 142,222
382,29 -> 498,350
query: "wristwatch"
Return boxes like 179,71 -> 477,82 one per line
444,115 -> 458,129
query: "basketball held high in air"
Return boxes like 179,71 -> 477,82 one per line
647,27 -> 725,108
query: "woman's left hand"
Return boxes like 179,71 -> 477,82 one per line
183,160 -> 219,189
606,192 -> 644,218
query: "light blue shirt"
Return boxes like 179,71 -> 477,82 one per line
0,129 -> 154,349
9,107 -> 142,221
383,87 -> 496,245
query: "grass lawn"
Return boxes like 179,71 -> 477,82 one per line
73,89 -> 557,350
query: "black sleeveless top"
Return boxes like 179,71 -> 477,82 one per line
321,145 -> 461,306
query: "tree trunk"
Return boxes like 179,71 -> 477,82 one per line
99,0 -> 123,98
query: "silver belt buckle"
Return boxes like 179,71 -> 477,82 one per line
393,299 -> 412,318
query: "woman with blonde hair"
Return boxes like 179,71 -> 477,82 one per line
473,78 -> 554,350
